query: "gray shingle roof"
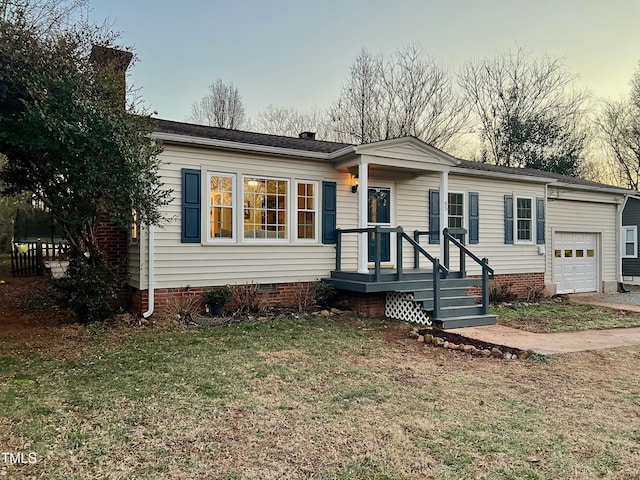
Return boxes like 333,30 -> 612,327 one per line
153,118 -> 353,154
154,118 -> 631,192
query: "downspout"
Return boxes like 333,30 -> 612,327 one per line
142,224 -> 155,318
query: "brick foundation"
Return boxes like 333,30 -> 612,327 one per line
467,272 -> 546,299
129,281 -> 322,316
343,292 -> 386,317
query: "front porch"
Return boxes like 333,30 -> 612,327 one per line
324,227 -> 497,329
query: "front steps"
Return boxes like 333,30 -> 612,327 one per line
327,270 -> 496,329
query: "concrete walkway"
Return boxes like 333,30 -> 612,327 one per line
455,293 -> 640,355
454,324 -> 640,355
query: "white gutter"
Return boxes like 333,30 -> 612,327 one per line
142,224 -> 155,319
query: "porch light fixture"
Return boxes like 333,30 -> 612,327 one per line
351,174 -> 359,193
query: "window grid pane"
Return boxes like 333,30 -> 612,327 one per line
296,182 -> 316,240
516,198 -> 532,241
244,177 -> 288,239
448,193 -> 464,240
210,175 -> 234,238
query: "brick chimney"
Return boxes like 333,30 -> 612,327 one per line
298,131 -> 316,140
89,45 -> 133,109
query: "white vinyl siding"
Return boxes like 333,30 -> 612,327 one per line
546,190 -> 621,290
136,144 -> 353,289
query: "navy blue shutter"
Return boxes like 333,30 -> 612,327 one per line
536,197 -> 545,244
181,168 -> 201,243
469,192 -> 479,244
429,189 -> 440,244
322,181 -> 337,244
504,195 -> 514,244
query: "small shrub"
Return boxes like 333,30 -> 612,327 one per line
165,291 -> 202,323
203,285 -> 233,306
54,256 -> 119,323
232,282 -> 268,315
526,284 -> 546,302
312,281 -> 335,306
489,282 -> 516,304
290,282 -> 315,312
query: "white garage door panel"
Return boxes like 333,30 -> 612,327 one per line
553,232 -> 598,294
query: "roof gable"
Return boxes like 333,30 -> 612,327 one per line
352,136 -> 460,172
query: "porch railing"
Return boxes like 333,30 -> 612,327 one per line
334,226 -> 494,318
442,228 -> 494,315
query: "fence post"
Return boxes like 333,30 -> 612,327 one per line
482,258 -> 489,315
433,258 -> 440,321
396,229 -> 403,281
335,230 -> 342,271
374,226 -> 381,282
443,228 -> 450,271
459,231 -> 466,278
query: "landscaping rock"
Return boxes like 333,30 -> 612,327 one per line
463,345 -> 474,353
442,341 -> 449,348
320,310 -> 331,317
408,330 -> 420,339
447,342 -> 458,349
432,337 -> 444,346
417,335 -> 425,343
424,334 -> 433,344
517,350 -> 533,360
491,347 -> 503,358
330,308 -> 343,315
480,349 -> 492,357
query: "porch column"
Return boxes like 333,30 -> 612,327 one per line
439,170 -> 448,262
357,162 -> 369,273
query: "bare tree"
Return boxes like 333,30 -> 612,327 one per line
0,0 -> 92,36
379,44 -> 469,148
328,46 -> 467,148
458,48 -> 588,173
188,78 -> 246,129
253,105 -> 334,139
597,65 -> 640,189
328,49 -> 384,144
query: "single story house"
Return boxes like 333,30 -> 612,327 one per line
125,119 -> 632,328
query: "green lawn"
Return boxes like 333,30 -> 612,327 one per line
493,301 -> 640,333
1,315 -> 639,479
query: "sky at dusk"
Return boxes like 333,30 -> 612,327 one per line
89,0 -> 640,125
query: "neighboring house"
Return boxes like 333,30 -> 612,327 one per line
126,119 -> 632,328
621,195 -> 640,284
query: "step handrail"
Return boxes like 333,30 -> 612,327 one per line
443,228 -> 494,314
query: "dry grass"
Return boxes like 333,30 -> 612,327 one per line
494,300 -> 640,333
1,315 -> 639,479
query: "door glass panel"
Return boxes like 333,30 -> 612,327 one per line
587,249 -> 595,257
555,250 -> 561,258
576,250 -> 584,257
565,250 -> 573,257
368,188 -> 391,262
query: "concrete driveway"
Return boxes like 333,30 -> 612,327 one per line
455,292 -> 640,355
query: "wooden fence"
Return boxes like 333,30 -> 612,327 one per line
10,241 -> 69,277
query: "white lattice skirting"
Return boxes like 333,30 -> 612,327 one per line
385,292 -> 432,325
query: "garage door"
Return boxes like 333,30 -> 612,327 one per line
553,232 -> 598,294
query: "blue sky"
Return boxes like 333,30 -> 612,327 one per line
90,0 -> 640,123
